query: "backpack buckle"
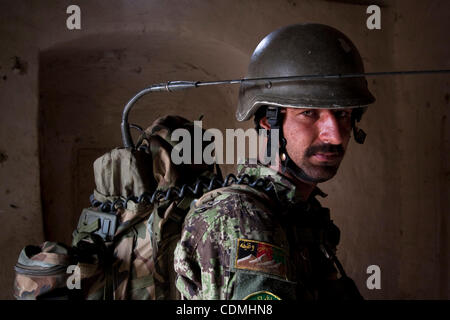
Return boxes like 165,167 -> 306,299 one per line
77,208 -> 118,242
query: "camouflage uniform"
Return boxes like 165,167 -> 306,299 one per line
174,162 -> 359,300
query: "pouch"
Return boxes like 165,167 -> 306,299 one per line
14,241 -> 74,300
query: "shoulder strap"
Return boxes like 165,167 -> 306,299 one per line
194,183 -> 279,213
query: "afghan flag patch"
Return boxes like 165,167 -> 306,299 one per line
243,291 -> 282,300
235,238 -> 287,279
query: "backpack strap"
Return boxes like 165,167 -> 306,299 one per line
169,196 -> 194,224
152,195 -> 194,247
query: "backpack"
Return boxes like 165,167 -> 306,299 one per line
14,115 -> 223,300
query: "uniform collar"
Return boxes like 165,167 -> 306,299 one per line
237,161 -> 327,207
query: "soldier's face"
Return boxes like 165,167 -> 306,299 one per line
281,107 -> 352,183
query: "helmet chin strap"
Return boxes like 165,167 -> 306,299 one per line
265,106 -> 301,176
264,106 -> 367,178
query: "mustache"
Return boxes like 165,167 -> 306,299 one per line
305,144 -> 345,157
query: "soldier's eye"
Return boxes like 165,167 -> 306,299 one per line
334,110 -> 351,119
300,110 -> 315,117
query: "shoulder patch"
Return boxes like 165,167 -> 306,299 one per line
243,290 -> 282,300
235,239 -> 287,279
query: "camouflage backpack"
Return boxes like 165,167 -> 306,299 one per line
14,115 -> 221,300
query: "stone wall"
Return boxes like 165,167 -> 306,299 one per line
0,0 -> 448,299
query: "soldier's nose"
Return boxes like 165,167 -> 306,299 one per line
317,111 -> 344,145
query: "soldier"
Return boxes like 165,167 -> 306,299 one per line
174,23 -> 375,300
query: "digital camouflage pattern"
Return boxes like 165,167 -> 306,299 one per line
174,162 -> 359,300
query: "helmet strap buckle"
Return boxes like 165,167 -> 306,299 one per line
351,110 -> 367,144
265,107 -> 290,172
265,107 -> 283,160
353,127 -> 367,144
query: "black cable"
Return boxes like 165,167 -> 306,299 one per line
90,173 -> 275,212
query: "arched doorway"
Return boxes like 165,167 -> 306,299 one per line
39,31 -> 248,244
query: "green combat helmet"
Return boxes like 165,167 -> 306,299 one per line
236,23 -> 375,121
236,23 -> 376,175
